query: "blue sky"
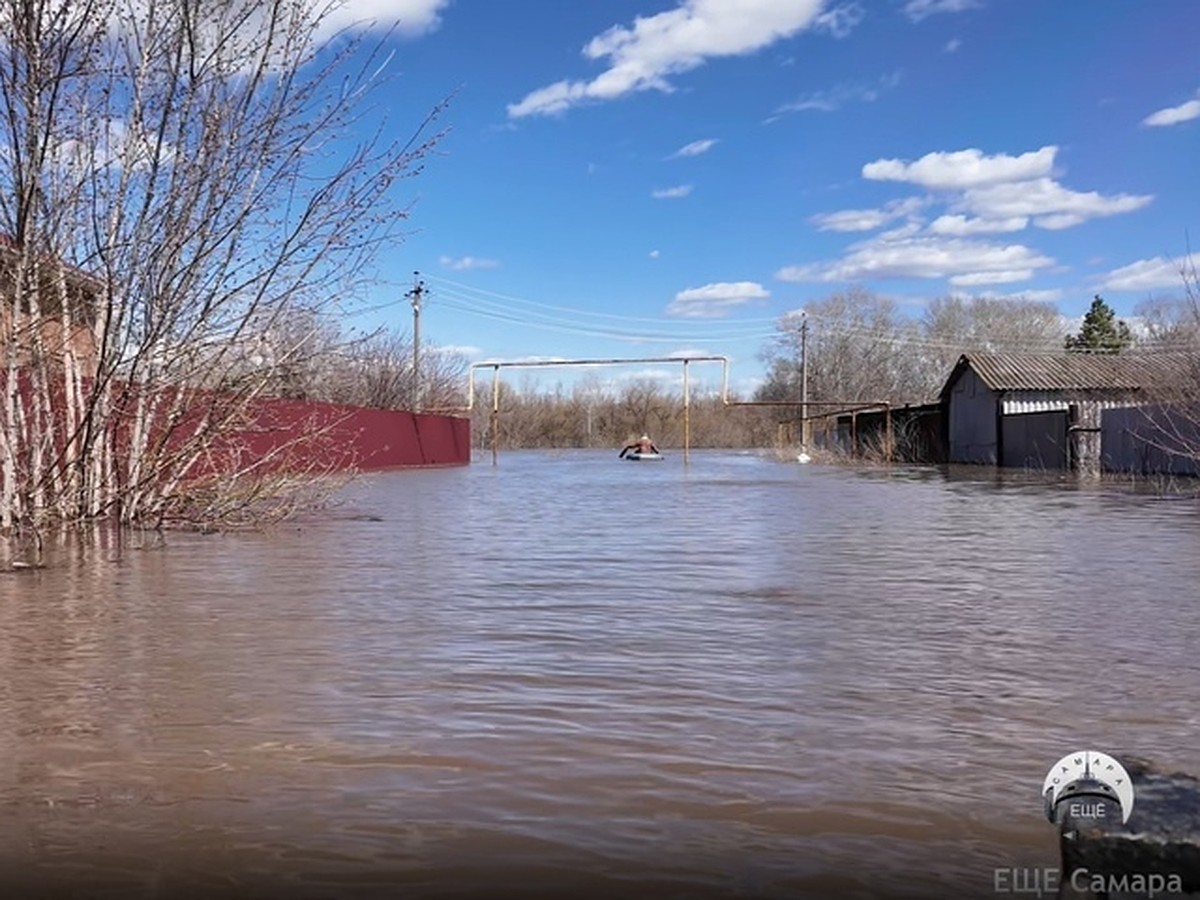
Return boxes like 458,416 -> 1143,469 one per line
336,0 -> 1199,395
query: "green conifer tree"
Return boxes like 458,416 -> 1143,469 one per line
1065,296 -> 1133,353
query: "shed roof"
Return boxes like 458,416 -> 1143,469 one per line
939,352 -> 1194,399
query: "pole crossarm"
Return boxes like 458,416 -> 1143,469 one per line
453,355 -> 894,464
461,355 -> 728,465
725,399 -> 890,419
462,355 -> 730,412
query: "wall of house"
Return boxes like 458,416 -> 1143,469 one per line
0,308 -> 99,374
1001,410 -> 1068,470
947,368 -> 998,463
1101,406 -> 1200,477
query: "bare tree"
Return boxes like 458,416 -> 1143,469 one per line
760,290 -> 1071,406
918,294 -> 1065,384
759,287 -> 925,405
1135,290 -> 1200,351
1120,259 -> 1200,474
275,325 -> 467,411
465,377 -> 773,452
0,0 -> 446,537
616,377 -> 674,439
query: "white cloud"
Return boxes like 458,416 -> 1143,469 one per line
614,367 -> 678,382
652,184 -> 693,199
649,249 -> 662,259
950,270 -> 1032,286
814,3 -> 865,38
928,214 -> 1028,235
669,138 -> 719,158
316,0 -> 450,38
667,281 -> 770,317
771,70 -> 901,117
776,232 -> 1054,287
499,355 -> 569,365
959,178 -> 1152,228
903,0 -> 983,22
439,255 -> 500,270
990,288 -> 1064,304
434,344 -> 483,358
1143,93 -> 1200,127
507,0 -> 827,118
944,37 -> 962,53
72,0 -> 447,84
1099,256 -> 1194,292
811,197 -> 926,232
854,146 -> 1152,232
811,209 -> 890,232
863,146 -> 1057,190
55,117 -> 175,172
669,347 -> 712,358
878,221 -> 923,241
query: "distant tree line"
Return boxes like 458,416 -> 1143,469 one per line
468,282 -> 1200,455
757,288 -> 1075,405
248,310 -> 468,411
469,375 -> 780,451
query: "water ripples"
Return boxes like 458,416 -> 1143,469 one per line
2,450 -> 1198,897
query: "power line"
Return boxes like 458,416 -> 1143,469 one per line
324,273 -> 1200,357
431,288 -> 780,343
424,273 -> 784,327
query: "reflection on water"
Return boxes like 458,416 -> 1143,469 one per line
3,450 -> 1200,898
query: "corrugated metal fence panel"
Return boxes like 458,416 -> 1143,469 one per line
1001,394 -> 1141,415
238,398 -> 471,472
1101,406 -> 1200,476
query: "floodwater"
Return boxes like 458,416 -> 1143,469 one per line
3,450 -> 1200,899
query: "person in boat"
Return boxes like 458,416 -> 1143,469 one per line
619,434 -> 659,457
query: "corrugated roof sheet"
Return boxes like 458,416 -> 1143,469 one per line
941,352 -> 1196,397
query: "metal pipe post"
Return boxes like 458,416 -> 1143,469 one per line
800,312 -> 809,453
683,359 -> 691,464
490,365 -> 500,466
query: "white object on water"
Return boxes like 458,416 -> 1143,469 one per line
796,452 -> 812,464
625,452 -> 664,462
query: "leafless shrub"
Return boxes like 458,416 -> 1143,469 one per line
1117,256 -> 1200,475
0,0 -> 447,539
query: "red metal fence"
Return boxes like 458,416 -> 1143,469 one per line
1,366 -> 471,477
244,397 -> 471,471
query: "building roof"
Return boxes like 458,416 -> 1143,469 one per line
939,352 -> 1194,399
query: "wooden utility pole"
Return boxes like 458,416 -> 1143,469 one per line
407,272 -> 425,411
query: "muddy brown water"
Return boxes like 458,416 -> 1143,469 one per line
3,450 -> 1199,899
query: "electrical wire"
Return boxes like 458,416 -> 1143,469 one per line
334,273 -> 1200,357
424,273 -> 785,327
429,286 -> 780,343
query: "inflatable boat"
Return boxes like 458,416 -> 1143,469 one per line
624,451 -> 664,462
